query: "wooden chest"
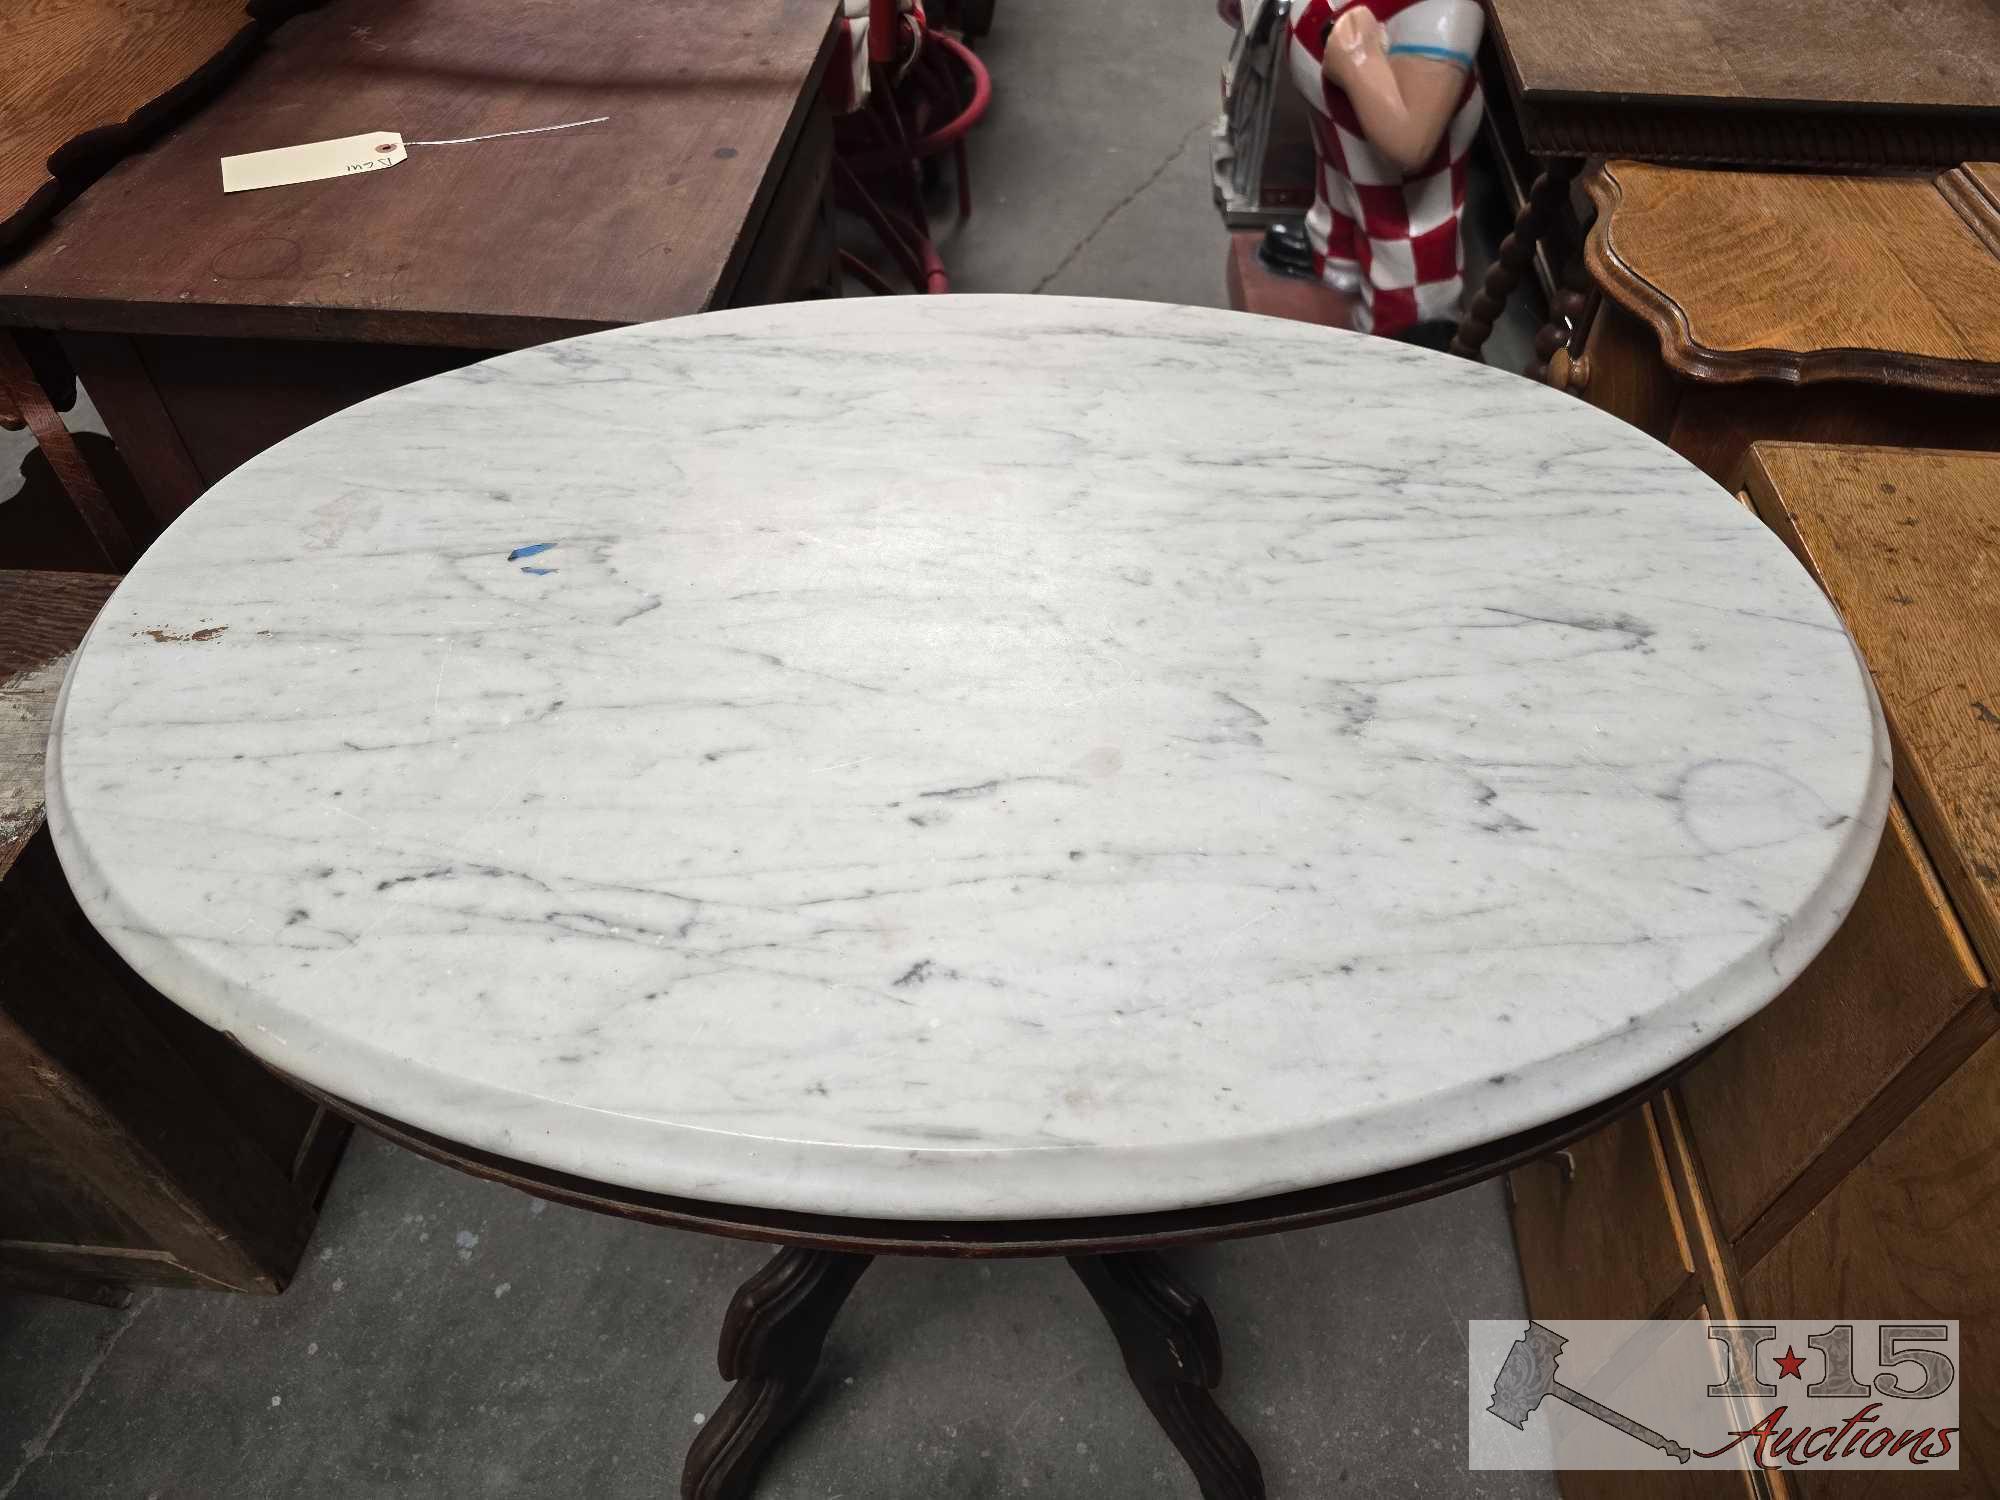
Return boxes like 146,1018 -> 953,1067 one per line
1507,445 -> 2000,1499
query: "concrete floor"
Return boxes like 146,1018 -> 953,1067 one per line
4,1133 -> 1551,1500
2,2 -> 1552,1495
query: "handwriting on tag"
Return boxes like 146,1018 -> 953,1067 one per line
220,132 -> 407,193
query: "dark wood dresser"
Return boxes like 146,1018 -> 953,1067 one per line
2,571 -> 346,1303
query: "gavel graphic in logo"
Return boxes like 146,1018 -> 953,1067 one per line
1488,1322 -> 1693,1464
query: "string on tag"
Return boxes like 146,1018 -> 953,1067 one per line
219,118 -> 610,192
406,117 -> 610,148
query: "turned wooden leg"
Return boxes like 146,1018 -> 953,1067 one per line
1448,156 -> 1583,365
681,1247 -> 873,1500
0,330 -> 135,568
1526,283 -> 1597,385
1070,1252 -> 1265,1500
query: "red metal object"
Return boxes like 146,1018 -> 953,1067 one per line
836,29 -> 992,294
869,0 -> 898,62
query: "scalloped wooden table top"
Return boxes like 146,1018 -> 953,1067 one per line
0,0 -> 324,258
1585,160 -> 2000,393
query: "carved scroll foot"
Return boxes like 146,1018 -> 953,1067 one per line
681,1247 -> 873,1500
1070,1252 -> 1266,1500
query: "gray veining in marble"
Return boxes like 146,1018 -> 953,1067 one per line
47,296 -> 1888,1220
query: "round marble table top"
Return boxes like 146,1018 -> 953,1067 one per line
48,296 -> 1888,1221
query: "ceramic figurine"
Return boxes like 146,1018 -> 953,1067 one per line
1231,0 -> 1485,342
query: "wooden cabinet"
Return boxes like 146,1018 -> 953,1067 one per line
1507,1101 -> 1693,1321
1536,162 -> 2000,490
1554,1398 -> 1759,1500
0,571 -> 346,1304
1677,805 -> 1986,1245
1508,445 -> 2000,1500
1751,445 -> 2000,978
1743,1029 -> 2000,1499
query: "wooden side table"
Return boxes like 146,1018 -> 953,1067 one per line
1533,161 -> 2000,487
1453,0 -> 2000,365
1507,444 -> 2000,1500
1,571 -> 347,1304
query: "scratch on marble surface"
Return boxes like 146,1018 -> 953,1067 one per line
428,640 -> 456,727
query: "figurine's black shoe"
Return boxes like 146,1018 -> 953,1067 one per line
1257,222 -> 1317,280
1393,318 -> 1459,352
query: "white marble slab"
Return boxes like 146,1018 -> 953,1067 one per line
46,296 -> 1888,1220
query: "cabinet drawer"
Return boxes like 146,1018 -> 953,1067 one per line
1509,1098 -> 1694,1320
1680,801 -> 1987,1240
1742,1023 -> 2000,1499
1554,1332 -> 1765,1500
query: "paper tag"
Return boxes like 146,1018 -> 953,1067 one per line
220,132 -> 407,193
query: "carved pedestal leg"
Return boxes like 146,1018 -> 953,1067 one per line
1070,1252 -> 1266,1500
681,1247 -> 872,1500
1448,156 -> 1583,365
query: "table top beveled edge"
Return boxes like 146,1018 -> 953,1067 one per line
279,1060 -> 1693,1259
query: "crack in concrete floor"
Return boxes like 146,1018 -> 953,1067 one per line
1032,117 -> 1214,293
0,1292 -> 153,1500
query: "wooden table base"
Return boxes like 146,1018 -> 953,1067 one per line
1070,1253 -> 1265,1500
682,1247 -> 872,1500
683,1247 -> 1263,1500
267,1063 -> 1690,1497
